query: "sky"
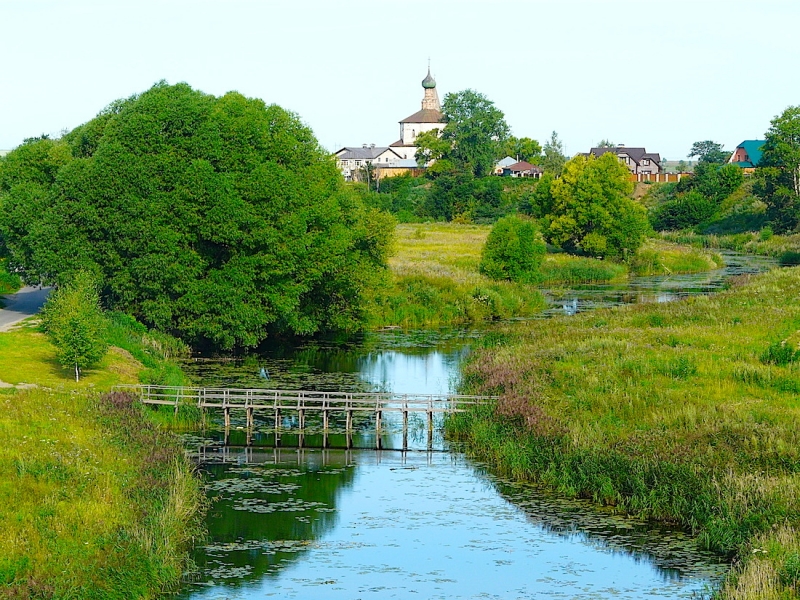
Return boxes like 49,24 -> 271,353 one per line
1,0 -> 798,161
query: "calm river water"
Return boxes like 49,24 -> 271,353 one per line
176,254 -> 774,599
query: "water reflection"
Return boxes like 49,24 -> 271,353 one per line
179,451 -> 726,600
176,255 -> 779,598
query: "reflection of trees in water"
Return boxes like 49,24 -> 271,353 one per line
479,471 -> 729,583
187,456 -> 358,589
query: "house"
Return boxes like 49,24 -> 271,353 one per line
375,159 -> 425,180
334,145 -> 403,181
389,68 -> 446,161
494,156 -> 517,175
502,161 -> 543,178
728,140 -> 765,169
587,146 -> 662,175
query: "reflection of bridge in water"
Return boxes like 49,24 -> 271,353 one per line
119,385 -> 496,451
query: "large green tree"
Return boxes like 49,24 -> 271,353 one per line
415,89 -> 509,178
756,105 -> 800,232
542,153 -> 649,259
41,271 -> 108,381
0,82 -> 394,349
499,136 -> 542,164
688,140 -> 729,164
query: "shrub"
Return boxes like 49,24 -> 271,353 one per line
479,215 -> 546,283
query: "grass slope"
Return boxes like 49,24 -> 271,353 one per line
0,390 -> 204,598
451,266 -> 800,598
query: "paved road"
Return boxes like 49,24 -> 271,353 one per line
0,286 -> 51,331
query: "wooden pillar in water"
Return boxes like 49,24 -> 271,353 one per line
299,409 -> 305,430
246,407 -> 254,429
323,410 -> 329,431
346,409 -> 353,431
323,430 -> 329,449
402,409 -> 409,452
224,407 -> 231,428
274,407 -> 281,429
346,430 -> 352,450
427,409 -> 434,450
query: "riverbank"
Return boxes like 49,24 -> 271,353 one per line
0,389 -> 204,598
0,316 -> 203,597
371,223 -> 723,328
450,266 -> 800,598
661,230 -> 800,264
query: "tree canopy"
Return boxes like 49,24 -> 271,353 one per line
499,136 -> 542,164
415,89 -> 509,178
756,105 -> 800,232
0,82 -> 394,349
541,131 -> 567,176
541,153 -> 649,259
688,140 -> 729,164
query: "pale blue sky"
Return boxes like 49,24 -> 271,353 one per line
1,0 -> 798,160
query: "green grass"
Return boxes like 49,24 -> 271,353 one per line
372,224 -> 724,327
536,254 -> 628,283
369,223 -> 547,327
449,266 -> 800,599
661,230 -> 800,258
0,320 -> 141,390
630,239 -> 724,276
0,389 -> 204,598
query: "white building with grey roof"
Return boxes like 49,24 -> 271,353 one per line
333,145 -> 403,181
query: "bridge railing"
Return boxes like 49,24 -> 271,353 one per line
114,384 -> 495,414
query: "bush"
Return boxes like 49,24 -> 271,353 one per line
479,215 -> 546,282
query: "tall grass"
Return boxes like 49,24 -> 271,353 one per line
450,266 -> 800,598
630,239 -> 724,276
661,230 -> 800,258
371,223 -> 546,327
0,389 -> 204,598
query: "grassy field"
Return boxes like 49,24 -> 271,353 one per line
662,230 -> 800,261
372,224 -> 725,328
370,223 -> 547,327
630,238 -> 724,276
0,319 -> 141,390
0,317 -> 203,597
449,266 -> 800,598
0,389 -> 204,598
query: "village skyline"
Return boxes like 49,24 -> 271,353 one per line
2,0 -> 798,160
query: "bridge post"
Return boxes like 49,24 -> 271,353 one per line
247,407 -> 254,429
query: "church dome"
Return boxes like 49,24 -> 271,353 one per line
421,68 -> 436,89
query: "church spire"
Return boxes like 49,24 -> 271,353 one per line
420,63 -> 440,111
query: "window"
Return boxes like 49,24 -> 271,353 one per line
642,159 -> 650,166
355,160 -> 362,166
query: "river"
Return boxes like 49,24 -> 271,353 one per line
175,254 -> 774,599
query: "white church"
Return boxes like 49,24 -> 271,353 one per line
334,68 -> 445,180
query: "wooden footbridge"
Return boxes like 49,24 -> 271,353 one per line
117,384 -> 496,450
